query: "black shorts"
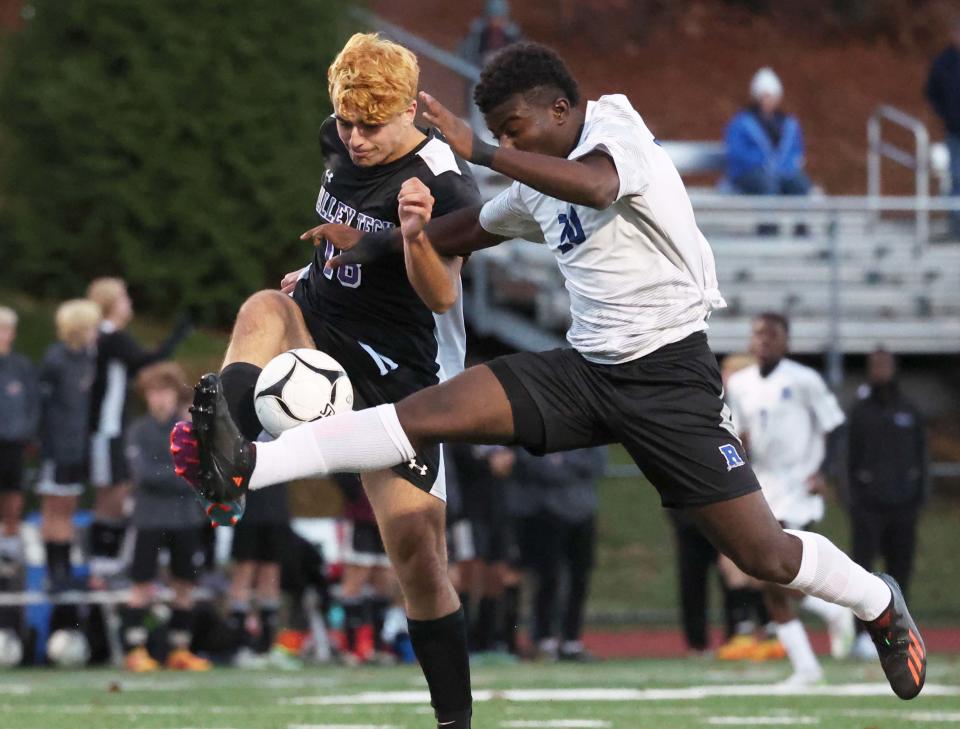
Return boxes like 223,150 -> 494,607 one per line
294,304 -> 444,498
450,516 -> 518,565
89,434 -> 130,487
231,522 -> 290,563
130,527 -> 205,584
342,520 -> 390,567
36,459 -> 87,497
0,441 -> 26,493
487,332 -> 760,509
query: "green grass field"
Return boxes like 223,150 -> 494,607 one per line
1,657 -> 958,729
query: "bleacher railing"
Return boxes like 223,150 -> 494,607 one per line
867,105 -> 931,247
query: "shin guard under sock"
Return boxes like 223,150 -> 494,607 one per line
408,607 -> 472,728
220,362 -> 264,441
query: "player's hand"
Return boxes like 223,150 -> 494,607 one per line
279,267 -> 307,295
806,472 -> 829,496
300,223 -> 362,251
398,177 -> 434,242
419,91 -> 475,161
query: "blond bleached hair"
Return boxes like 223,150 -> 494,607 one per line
55,299 -> 101,349
0,306 -> 17,329
86,277 -> 126,318
328,33 -> 419,124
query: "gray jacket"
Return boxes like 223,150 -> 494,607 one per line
515,447 -> 607,523
0,351 -> 39,442
38,343 -> 95,465
127,414 -> 205,529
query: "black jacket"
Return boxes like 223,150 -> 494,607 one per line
847,384 -> 928,510
926,46 -> 960,135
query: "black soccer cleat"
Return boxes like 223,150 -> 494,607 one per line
189,373 -> 257,522
865,573 -> 926,700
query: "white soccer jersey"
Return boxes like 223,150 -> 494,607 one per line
478,94 -> 726,364
725,359 -> 845,527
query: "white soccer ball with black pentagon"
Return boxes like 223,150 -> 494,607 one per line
46,629 -> 89,667
254,349 -> 353,437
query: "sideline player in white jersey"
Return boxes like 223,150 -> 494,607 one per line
725,313 -> 855,685
178,43 -> 926,704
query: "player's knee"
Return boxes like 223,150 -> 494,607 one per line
234,290 -> 294,333
725,533 -> 796,584
386,520 -> 446,595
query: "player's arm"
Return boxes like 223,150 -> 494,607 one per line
419,92 -> 621,210
312,206 -> 506,272
397,177 -> 462,314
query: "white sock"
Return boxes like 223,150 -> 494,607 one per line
776,619 -> 821,676
249,405 -> 416,490
785,530 -> 892,622
800,594 -> 848,624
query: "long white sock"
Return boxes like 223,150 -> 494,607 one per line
249,405 -> 416,490
776,619 -> 821,676
785,530 -> 892,622
800,594 -> 848,624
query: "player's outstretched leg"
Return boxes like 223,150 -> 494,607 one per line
177,364 -> 516,499
690,490 -> 926,699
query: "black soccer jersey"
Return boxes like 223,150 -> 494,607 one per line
293,116 -> 480,378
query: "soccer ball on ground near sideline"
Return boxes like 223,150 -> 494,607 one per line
0,628 -> 22,668
254,349 -> 354,437
46,629 -> 89,667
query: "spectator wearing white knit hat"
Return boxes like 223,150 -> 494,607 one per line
725,67 -> 812,196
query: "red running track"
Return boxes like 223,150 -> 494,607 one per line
582,626 -> 960,659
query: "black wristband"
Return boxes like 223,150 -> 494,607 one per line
469,134 -> 497,168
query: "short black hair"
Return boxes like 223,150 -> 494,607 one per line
474,42 -> 580,115
754,311 -> 790,334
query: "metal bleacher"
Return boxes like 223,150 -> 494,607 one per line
361,13 -> 959,371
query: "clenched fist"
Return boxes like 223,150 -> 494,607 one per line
398,177 -> 434,242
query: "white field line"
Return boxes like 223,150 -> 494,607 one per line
501,721 -> 612,728
706,719 -> 819,726
840,709 -> 960,723
287,725 -> 399,729
284,683 -> 960,705
0,685 -> 30,695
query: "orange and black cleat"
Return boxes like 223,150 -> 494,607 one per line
170,373 -> 255,527
866,573 -> 926,699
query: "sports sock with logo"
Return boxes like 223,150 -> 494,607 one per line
220,362 -> 264,441
408,607 -> 472,729
785,530 -> 892,622
249,404 -> 416,490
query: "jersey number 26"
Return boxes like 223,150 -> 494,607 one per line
322,240 -> 362,288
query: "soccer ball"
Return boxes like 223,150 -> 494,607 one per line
0,628 -> 22,668
254,349 -> 353,437
46,629 -> 90,667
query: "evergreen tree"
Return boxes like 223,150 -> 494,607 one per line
0,0 -> 348,322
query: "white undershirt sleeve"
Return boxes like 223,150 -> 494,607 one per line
478,182 -> 545,243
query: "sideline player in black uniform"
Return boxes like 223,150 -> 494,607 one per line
86,277 -> 191,582
172,33 -> 480,728
180,43 -> 926,706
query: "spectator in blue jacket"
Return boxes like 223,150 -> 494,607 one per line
725,68 -> 811,196
925,17 -> 960,235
